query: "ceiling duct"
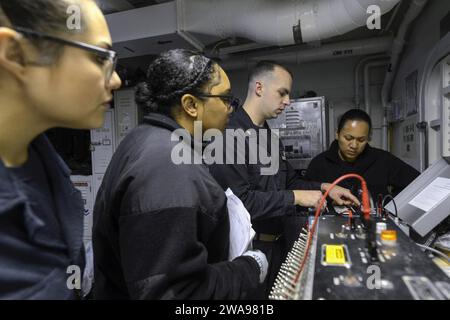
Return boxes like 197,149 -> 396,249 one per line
179,0 -> 400,46
220,36 -> 393,70
106,0 -> 400,59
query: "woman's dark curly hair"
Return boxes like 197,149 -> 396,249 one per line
135,49 -> 218,117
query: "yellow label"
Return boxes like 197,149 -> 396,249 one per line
325,245 -> 347,265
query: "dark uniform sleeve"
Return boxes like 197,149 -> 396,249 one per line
388,154 -> 420,196
210,161 -> 296,221
118,206 -> 260,300
285,158 -> 322,190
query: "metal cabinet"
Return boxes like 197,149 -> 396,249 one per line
267,97 -> 328,172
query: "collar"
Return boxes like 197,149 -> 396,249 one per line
143,112 -> 208,151
231,107 -> 269,131
143,112 -> 183,132
325,140 -> 376,169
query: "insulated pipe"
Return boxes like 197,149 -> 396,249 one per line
105,0 -> 399,58
179,0 -> 400,46
221,36 -> 393,71
298,0 -> 399,42
364,60 -> 389,120
354,54 -> 388,108
381,0 -> 428,150
379,0 -> 402,35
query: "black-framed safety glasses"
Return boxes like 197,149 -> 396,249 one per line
197,93 -> 241,110
12,26 -> 118,87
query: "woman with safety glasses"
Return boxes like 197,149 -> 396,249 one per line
92,49 -> 267,300
0,0 -> 121,299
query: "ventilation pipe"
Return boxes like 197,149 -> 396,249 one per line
106,0 -> 400,57
354,54 -> 388,108
179,0 -> 400,46
221,36 -> 393,71
364,60 -> 389,115
381,0 -> 428,151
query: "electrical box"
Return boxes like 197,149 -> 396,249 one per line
89,92 -> 139,214
90,109 -> 116,175
92,173 -> 105,202
271,215 -> 450,300
89,109 -> 116,225
267,97 -> 328,172
114,88 -> 139,147
70,175 -> 94,245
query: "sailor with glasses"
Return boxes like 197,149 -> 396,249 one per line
0,0 -> 121,299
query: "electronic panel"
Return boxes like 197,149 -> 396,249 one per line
271,215 -> 450,300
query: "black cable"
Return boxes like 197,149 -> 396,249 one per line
382,194 -> 398,217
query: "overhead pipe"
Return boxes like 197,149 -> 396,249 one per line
378,0 -> 403,35
221,36 -> 393,71
364,60 -> 389,115
354,54 -> 388,108
106,0 -> 399,58
381,0 -> 428,151
178,0 -> 400,46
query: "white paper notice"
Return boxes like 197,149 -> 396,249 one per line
225,188 -> 256,261
409,177 -> 450,212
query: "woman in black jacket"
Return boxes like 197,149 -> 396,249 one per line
0,0 -> 121,299
93,49 -> 267,300
306,109 -> 420,200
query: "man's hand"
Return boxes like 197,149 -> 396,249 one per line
321,183 -> 360,206
293,190 -> 324,208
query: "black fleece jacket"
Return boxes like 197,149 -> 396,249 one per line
93,113 -> 260,300
305,140 -> 420,199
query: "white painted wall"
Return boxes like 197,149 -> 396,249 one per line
390,0 -> 450,171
